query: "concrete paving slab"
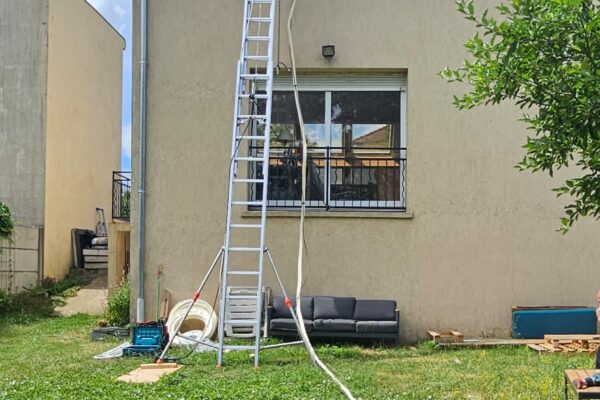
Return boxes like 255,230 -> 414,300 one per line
55,274 -> 107,316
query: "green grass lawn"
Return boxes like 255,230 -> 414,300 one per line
0,315 -> 594,399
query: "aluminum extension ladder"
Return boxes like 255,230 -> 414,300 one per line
157,0 -> 307,368
214,0 -> 277,367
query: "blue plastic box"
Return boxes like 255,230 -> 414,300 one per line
512,307 -> 597,339
123,322 -> 164,356
132,324 -> 163,347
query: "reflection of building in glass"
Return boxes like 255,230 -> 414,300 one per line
250,76 -> 406,210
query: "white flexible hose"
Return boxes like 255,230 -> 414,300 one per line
166,299 -> 218,345
287,2 -> 356,399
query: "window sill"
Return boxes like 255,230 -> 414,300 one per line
241,210 -> 414,219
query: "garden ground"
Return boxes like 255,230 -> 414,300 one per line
0,314 -> 594,399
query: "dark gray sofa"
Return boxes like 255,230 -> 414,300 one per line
265,295 -> 400,345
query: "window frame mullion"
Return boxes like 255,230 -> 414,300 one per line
324,91 -> 332,208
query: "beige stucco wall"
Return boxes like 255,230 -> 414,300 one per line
44,0 -> 124,278
132,0 -> 600,341
108,221 -> 130,289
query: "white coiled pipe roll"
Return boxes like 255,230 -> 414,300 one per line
166,299 -> 218,346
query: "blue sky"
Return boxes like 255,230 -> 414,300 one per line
87,0 -> 132,171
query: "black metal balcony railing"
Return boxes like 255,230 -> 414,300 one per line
249,146 -> 406,210
112,171 -> 131,221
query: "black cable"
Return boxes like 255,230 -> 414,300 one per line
276,0 -> 281,71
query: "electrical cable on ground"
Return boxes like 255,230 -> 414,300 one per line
287,1 -> 356,399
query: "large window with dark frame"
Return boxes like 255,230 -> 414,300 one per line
248,77 -> 407,210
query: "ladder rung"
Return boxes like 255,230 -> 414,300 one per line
238,115 -> 268,120
230,224 -> 262,228
245,55 -> 269,61
227,271 -> 260,276
232,201 -> 263,206
248,17 -> 272,23
224,319 -> 259,325
240,74 -> 269,80
235,135 -> 267,141
233,178 -> 265,183
249,0 -> 274,4
238,93 -> 268,99
226,295 -> 259,300
224,345 -> 255,351
234,157 -> 264,162
246,36 -> 270,42
229,247 -> 262,252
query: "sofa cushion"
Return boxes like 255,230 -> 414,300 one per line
270,318 -> 313,332
356,321 -> 398,333
353,300 -> 396,321
272,295 -> 314,320
313,296 -> 356,320
313,319 -> 356,332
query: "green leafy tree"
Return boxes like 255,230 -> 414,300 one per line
0,202 -> 14,242
440,0 -> 600,232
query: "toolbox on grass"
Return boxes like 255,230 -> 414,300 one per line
123,321 -> 166,356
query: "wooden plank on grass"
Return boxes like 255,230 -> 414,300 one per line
140,363 -> 178,369
427,330 -> 464,344
545,334 -> 600,341
117,364 -> 182,383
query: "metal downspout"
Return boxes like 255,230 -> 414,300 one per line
136,0 -> 148,322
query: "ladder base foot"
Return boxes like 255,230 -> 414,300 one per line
216,364 -> 222,368
253,364 -> 260,369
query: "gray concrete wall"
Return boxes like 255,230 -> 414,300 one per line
0,0 -> 49,227
132,0 -> 600,341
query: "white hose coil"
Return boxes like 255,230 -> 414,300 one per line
166,299 -> 218,346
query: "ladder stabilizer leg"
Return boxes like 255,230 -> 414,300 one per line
156,248 -> 224,363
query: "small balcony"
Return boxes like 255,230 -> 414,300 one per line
112,171 -> 131,221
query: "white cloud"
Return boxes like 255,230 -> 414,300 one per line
122,124 -> 132,158
113,4 -> 126,20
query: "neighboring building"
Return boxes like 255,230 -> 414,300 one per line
130,0 -> 600,341
0,0 -> 124,288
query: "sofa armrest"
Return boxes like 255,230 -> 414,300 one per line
395,308 -> 401,346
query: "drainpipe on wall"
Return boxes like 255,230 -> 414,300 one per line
136,0 -> 148,322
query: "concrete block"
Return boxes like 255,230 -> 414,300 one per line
14,249 -> 39,273
14,271 -> 41,291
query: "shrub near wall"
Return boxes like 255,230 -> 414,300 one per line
0,202 -> 14,242
104,279 -> 130,327
0,202 -> 14,315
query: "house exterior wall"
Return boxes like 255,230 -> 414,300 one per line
108,222 -> 130,289
44,0 -> 124,278
132,0 -> 600,341
0,0 -> 49,227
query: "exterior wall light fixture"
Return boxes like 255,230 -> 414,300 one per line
322,45 -> 335,58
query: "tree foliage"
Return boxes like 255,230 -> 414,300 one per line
0,202 -> 14,241
440,0 -> 600,232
